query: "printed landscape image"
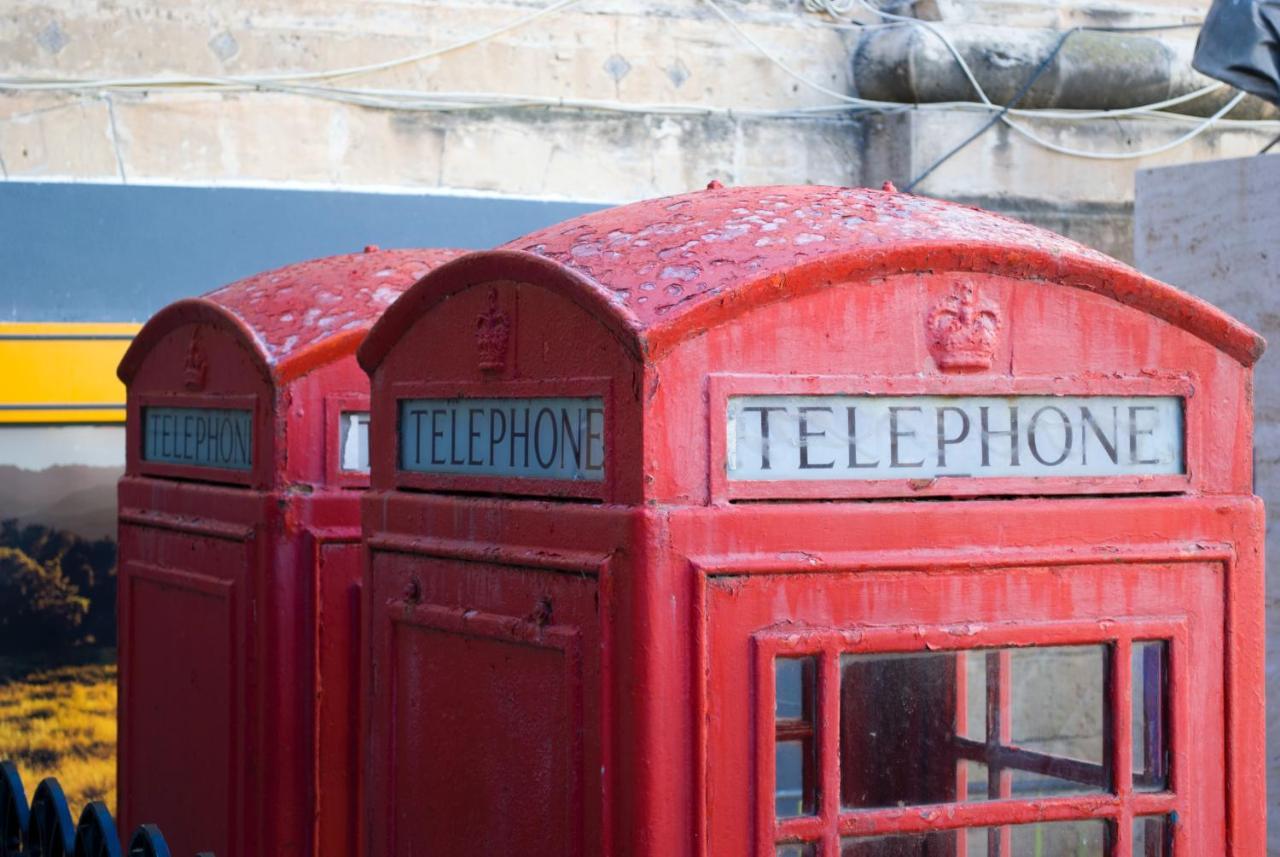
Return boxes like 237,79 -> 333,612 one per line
0,460 -> 122,812
0,650 -> 116,811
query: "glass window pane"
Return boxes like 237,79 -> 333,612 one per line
777,657 -> 815,721
776,843 -> 816,857
775,656 -> 817,818
1132,641 -> 1170,791
1133,815 -> 1171,856
841,645 -> 1109,810
840,820 -> 1108,856
1007,646 -> 1107,797
775,740 -> 815,818
840,651 -> 959,808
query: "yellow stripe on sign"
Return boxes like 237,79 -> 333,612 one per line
0,323 -> 140,424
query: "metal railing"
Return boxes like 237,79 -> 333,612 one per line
0,762 -> 213,857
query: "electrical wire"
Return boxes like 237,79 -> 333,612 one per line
904,25 -> 1078,190
1002,91 -> 1248,159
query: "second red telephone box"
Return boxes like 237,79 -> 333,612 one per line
116,247 -> 460,857
358,186 -> 1265,857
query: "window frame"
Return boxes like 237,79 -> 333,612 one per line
753,618 -> 1188,856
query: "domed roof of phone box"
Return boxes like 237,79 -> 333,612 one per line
359,185 -> 1262,369
120,247 -> 466,384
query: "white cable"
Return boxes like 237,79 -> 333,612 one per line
256,0 -> 584,84
699,0 -> 905,109
1,0 -> 582,91
1002,90 -> 1248,159
1006,82 -> 1226,119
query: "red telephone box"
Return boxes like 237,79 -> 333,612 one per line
358,186 -> 1265,857
116,247 -> 461,857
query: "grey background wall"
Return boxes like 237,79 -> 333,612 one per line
1134,153 -> 1280,854
0,182 -> 602,321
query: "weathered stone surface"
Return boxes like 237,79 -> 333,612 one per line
1135,154 -> 1280,856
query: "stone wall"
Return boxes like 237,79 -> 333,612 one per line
3,0 -> 1276,263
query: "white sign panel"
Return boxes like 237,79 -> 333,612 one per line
143,407 -> 253,470
339,411 -> 370,472
399,397 -> 605,481
727,395 -> 1182,481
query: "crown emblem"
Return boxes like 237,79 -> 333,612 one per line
926,283 -> 1001,372
183,328 -> 208,390
475,289 -> 511,372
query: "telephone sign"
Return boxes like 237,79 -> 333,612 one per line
398,396 -> 605,480
142,406 -> 253,470
726,394 -> 1183,481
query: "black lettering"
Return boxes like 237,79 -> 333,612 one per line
218,416 -> 234,463
448,409 -> 465,465
846,407 -> 878,468
489,408 -> 507,467
560,408 -> 584,470
743,406 -> 786,470
510,407 -> 530,468
889,406 -> 925,468
585,408 -> 605,472
182,415 -> 194,461
936,406 -> 970,467
980,405 -> 1020,467
430,410 -> 447,465
467,408 -> 484,466
533,408 -> 557,469
798,407 -> 835,469
147,412 -> 161,459
233,416 -> 250,465
195,413 -> 208,462
207,413 -> 220,463
1080,406 -> 1118,465
1028,406 -> 1073,466
1129,405 -> 1160,465
408,409 -> 428,466
161,414 -> 173,458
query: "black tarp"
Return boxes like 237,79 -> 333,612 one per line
1194,0 -> 1280,107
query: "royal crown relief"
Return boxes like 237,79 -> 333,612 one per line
927,282 -> 1001,373
475,288 -> 512,374
184,327 -> 209,391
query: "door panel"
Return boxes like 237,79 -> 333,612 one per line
704,561 -> 1224,857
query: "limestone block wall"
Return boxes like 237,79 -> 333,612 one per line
3,0 -> 1277,263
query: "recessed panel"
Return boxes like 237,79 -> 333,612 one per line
390,621 -> 577,856
123,563 -> 235,857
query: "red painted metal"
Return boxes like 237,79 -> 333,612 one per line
358,185 -> 1265,857
116,247 -> 461,857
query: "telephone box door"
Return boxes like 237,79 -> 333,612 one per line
704,553 -> 1225,857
